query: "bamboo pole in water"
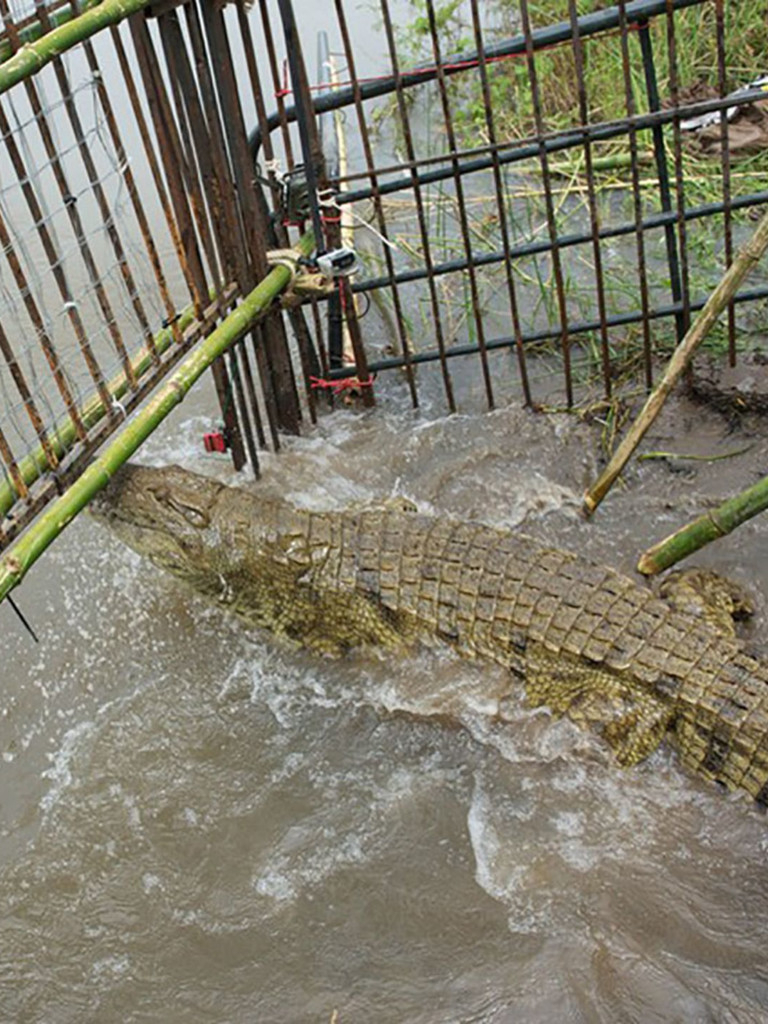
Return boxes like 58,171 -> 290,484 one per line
0,233 -> 314,604
582,206 -> 768,516
637,474 -> 768,575
0,0 -> 155,93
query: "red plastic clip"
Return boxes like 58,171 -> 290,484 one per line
203,430 -> 229,454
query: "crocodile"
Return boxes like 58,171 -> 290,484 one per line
92,463 -> 768,805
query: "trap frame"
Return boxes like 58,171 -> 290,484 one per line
0,0 -> 766,599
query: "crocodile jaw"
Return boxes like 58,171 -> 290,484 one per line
91,463 -> 224,579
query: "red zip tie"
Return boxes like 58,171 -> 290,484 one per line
310,375 -> 374,394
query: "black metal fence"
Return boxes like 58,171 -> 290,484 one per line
254,0 -> 767,411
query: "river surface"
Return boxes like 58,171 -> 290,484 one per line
3,372 -> 768,1023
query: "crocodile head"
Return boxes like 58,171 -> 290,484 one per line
91,463 -> 226,581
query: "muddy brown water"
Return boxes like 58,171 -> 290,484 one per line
3,377 -> 768,1023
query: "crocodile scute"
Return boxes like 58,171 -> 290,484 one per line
92,463 -> 768,806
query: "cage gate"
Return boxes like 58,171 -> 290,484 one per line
0,0 -> 766,594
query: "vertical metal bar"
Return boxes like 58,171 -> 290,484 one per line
275,0 -> 325,255
257,0 -> 295,168
0,424 -> 27,501
518,0 -> 574,407
617,1 -> 653,390
0,320 -> 63,467
0,96 -> 116,414
184,2 -> 249,286
129,12 -> 246,471
567,0 -> 612,398
424,0 -> 494,410
236,341 -> 266,450
333,0 -> 418,408
77,14 -> 174,358
664,0 -> 691,340
714,0 -> 735,366
156,13 -> 226,304
235,0 -> 320,424
0,204 -> 89,441
110,22 -> 188,340
274,0 -> 376,404
469,0 -> 531,407
380,0 -> 456,413
200,0 -> 303,437
33,0 -> 156,363
129,14 -> 208,314
227,347 -> 258,471
638,20 -> 685,343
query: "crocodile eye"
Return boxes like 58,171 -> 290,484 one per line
166,496 -> 209,528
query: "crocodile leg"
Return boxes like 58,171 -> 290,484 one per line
656,568 -> 755,637
523,642 -> 674,767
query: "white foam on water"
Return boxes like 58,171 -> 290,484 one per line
39,719 -> 96,815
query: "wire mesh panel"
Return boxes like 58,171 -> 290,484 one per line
0,0 -> 316,550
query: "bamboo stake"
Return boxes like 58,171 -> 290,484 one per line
0,0 -> 154,95
0,0 -> 101,65
582,206 -> 768,516
637,473 -> 768,575
0,232 -> 313,604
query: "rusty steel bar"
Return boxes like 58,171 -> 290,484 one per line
198,1 -> 283,450
33,0 -> 156,368
0,423 -> 27,502
76,15 -> 173,359
0,320 -> 61,470
235,0 -> 320,425
156,12 -> 226,304
257,0 -> 295,169
129,14 -> 208,314
379,0 -> 456,413
200,0 -> 303,438
109,23 -> 187,342
0,202 -> 90,441
0,94 -> 115,419
129,12 -> 246,471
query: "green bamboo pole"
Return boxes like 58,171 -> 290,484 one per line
0,302 -> 202,520
583,206 -> 768,516
0,0 -> 101,66
0,232 -> 313,603
637,474 -> 768,575
0,0 -> 154,95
